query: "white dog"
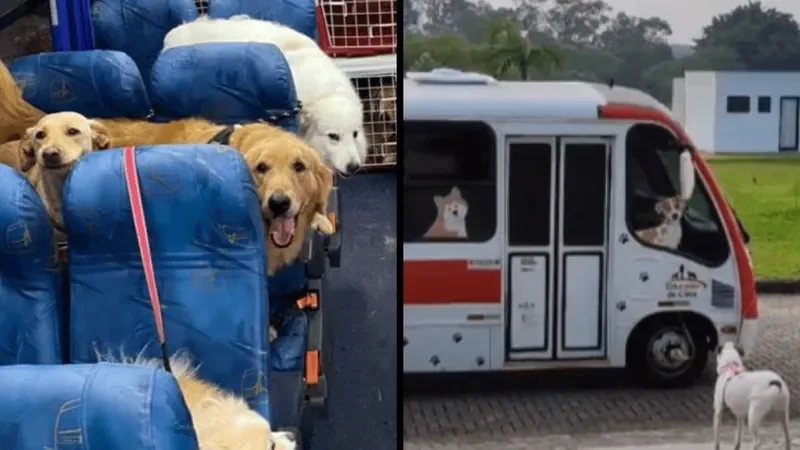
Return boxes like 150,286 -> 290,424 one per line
162,15 -> 367,176
713,342 -> 791,450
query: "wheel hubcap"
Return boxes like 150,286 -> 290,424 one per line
647,329 -> 693,377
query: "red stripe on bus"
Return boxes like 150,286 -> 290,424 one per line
404,260 -> 501,304
600,104 -> 758,319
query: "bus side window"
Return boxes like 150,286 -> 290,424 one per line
625,124 -> 730,267
403,121 -> 497,243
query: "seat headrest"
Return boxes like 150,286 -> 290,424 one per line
151,43 -> 300,130
0,364 -> 198,449
10,50 -> 152,119
92,0 -> 198,90
63,144 -> 263,253
208,0 -> 318,41
0,165 -> 56,271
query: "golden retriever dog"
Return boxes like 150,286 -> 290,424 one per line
98,352 -> 296,450
0,61 -> 43,144
239,127 -> 334,274
0,138 -> 23,169
0,61 -> 334,273
20,112 -> 111,241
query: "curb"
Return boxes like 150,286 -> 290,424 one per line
756,279 -> 800,294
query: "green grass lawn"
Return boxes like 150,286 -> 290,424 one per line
707,153 -> 800,279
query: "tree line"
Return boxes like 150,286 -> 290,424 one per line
404,0 -> 800,104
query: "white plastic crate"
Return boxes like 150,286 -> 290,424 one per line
336,55 -> 397,168
316,0 -> 396,57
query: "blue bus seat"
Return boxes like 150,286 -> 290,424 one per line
0,165 -> 64,365
208,0 -> 318,41
63,145 -> 272,418
9,50 -> 152,119
92,0 -> 197,93
151,43 -> 300,130
0,363 -> 198,449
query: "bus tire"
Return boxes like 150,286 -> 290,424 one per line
627,316 -> 709,388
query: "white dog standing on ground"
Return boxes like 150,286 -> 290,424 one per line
162,15 -> 367,176
713,342 -> 791,450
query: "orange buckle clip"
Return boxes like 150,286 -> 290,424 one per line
305,350 -> 320,386
296,292 -> 319,310
327,212 -> 336,234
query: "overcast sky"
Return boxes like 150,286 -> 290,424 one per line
487,0 -> 800,43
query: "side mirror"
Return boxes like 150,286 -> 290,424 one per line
679,150 -> 696,201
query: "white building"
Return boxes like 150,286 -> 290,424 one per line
672,71 -> 800,153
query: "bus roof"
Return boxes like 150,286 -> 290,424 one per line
404,69 -> 672,121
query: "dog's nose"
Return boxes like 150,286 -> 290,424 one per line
41,148 -> 61,166
671,213 -> 679,221
267,192 -> 291,216
345,161 -> 360,174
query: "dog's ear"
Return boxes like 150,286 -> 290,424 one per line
18,128 -> 36,172
654,201 -> 667,215
298,110 -> 312,135
433,195 -> 443,208
450,186 -> 461,197
89,120 -> 111,150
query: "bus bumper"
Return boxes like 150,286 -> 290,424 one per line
738,317 -> 758,355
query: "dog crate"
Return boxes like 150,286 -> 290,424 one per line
192,0 -> 209,14
316,0 -> 396,57
336,54 -> 396,169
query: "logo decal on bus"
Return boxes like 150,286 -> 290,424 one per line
423,186 -> 469,239
666,264 -> 707,299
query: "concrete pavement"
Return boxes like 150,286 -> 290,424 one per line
404,295 -> 800,447
405,420 -> 800,449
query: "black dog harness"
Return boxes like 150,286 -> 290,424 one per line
208,125 -> 237,145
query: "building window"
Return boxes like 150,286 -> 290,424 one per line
404,121 -> 497,243
758,96 -> 771,113
726,96 -> 750,113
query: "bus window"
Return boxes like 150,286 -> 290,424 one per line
625,124 -> 730,267
403,121 -> 497,243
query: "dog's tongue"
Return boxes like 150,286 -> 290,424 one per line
270,216 -> 296,246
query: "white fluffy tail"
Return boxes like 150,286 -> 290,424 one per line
94,347 -> 199,379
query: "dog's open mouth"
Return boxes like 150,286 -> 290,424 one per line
268,215 -> 297,248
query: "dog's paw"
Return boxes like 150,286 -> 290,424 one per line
269,326 -> 278,343
311,212 -> 335,235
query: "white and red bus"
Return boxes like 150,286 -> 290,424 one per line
402,68 -> 756,387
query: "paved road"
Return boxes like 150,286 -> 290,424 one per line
403,295 -> 800,447
404,421 -> 800,449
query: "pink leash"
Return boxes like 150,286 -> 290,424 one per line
122,146 -> 172,373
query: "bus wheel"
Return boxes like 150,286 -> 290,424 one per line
628,319 -> 707,388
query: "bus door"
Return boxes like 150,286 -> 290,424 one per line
505,137 -> 611,360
